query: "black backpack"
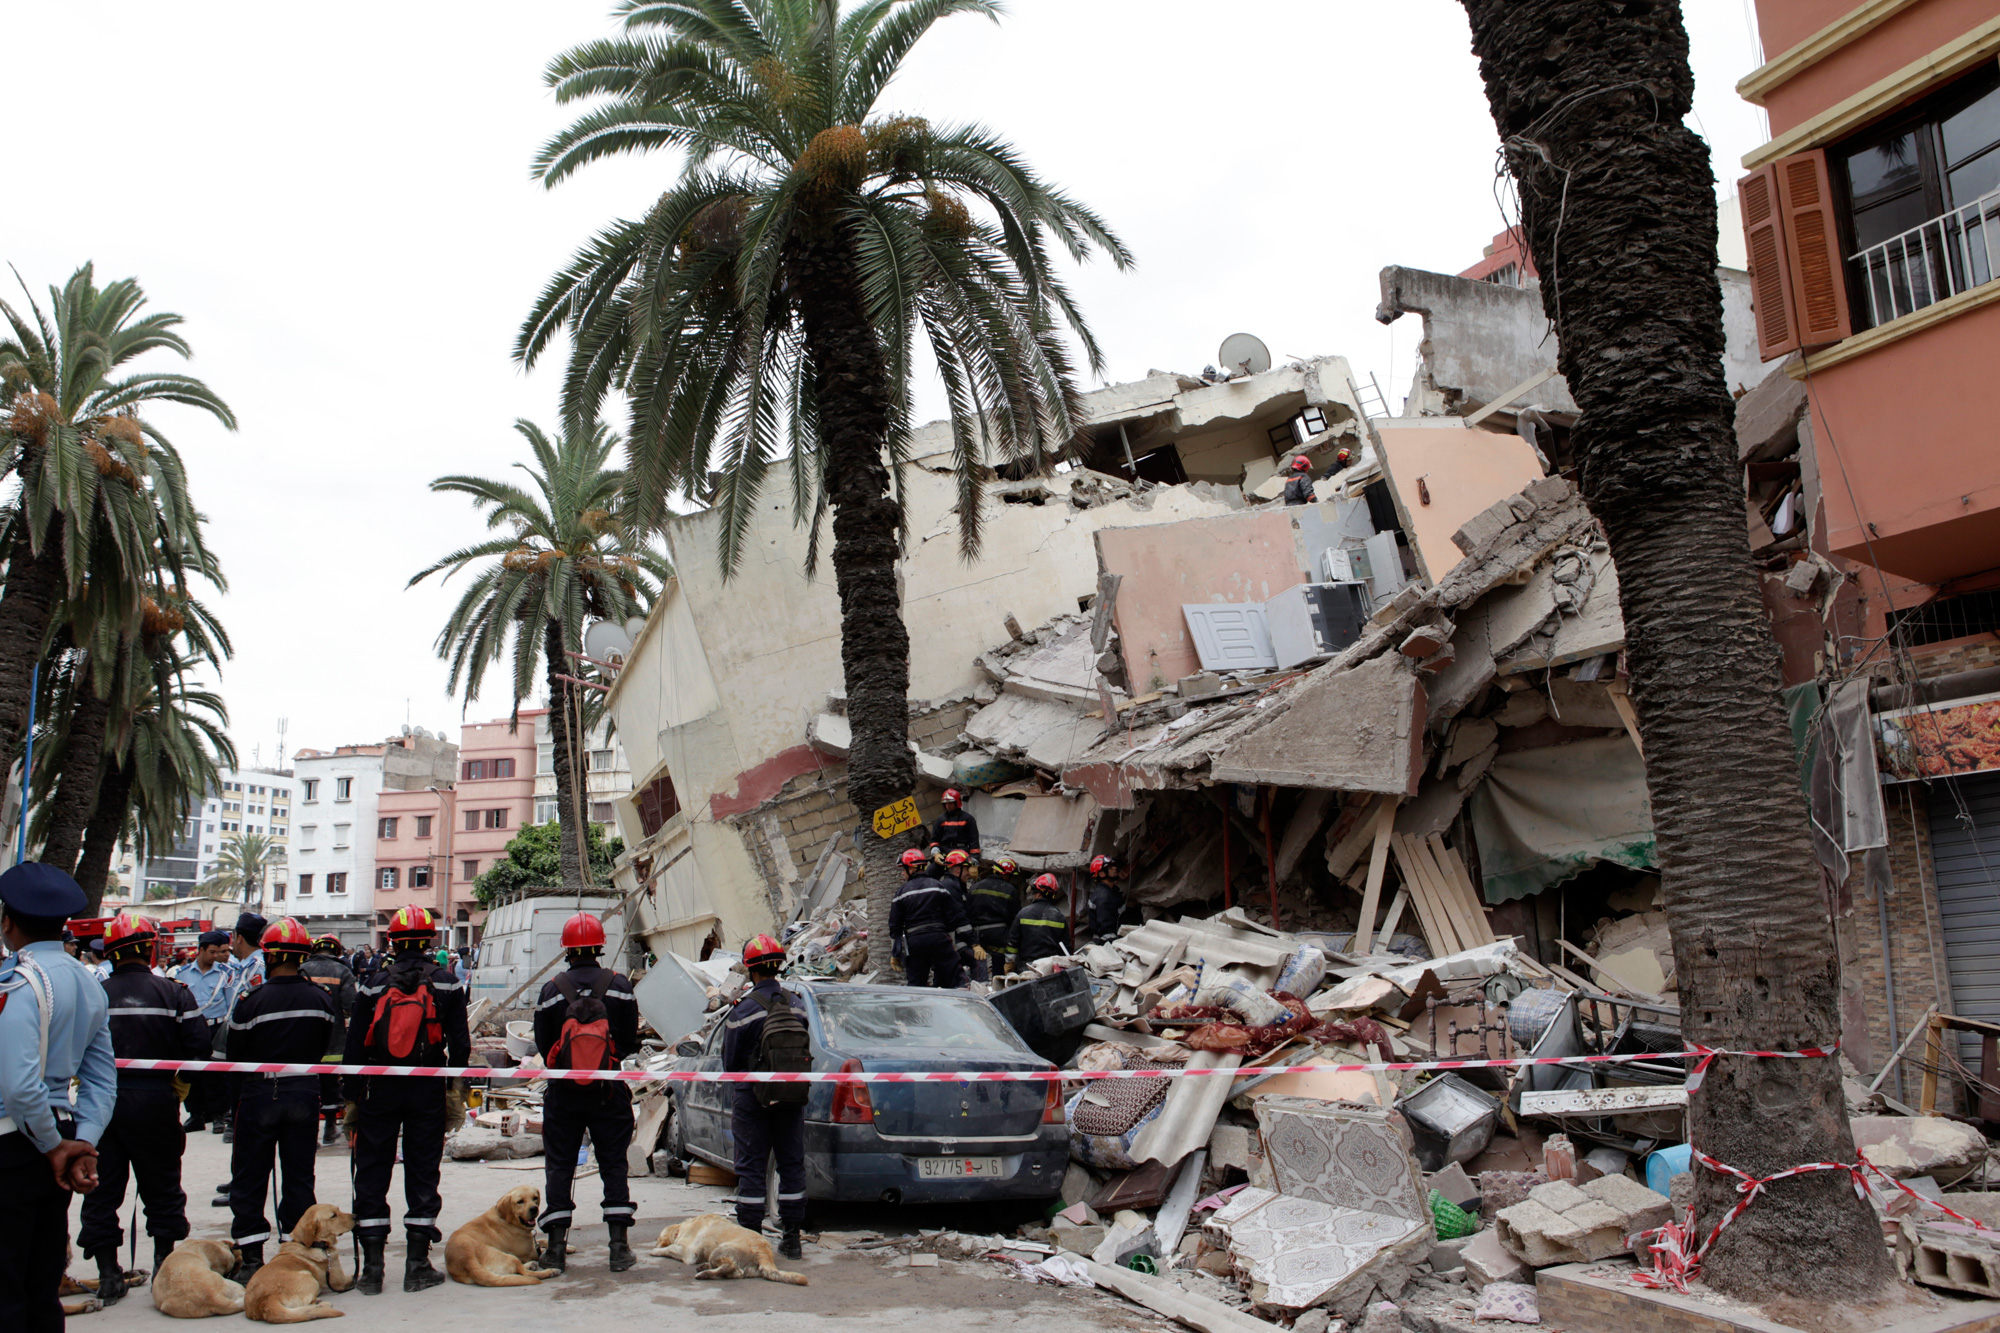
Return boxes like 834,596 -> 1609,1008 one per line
751,990 -> 812,1108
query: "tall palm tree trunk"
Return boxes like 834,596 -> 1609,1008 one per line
76,757 -> 135,910
1458,0 -> 1890,1299
792,226 -> 916,957
41,673 -> 111,878
0,514 -> 65,765
543,619 -> 585,889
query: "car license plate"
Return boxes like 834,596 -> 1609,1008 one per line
918,1156 -> 1004,1179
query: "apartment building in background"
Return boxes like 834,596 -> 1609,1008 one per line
196,766 -> 296,891
533,712 -> 634,835
291,728 -> 457,947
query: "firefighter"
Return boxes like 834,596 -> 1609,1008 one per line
224,918 -> 336,1284
890,848 -> 970,988
301,936 -> 356,1145
343,905 -> 467,1294
0,863 -> 116,1333
934,788 -> 979,854
965,857 -> 1022,982
532,912 -> 639,1275
1086,855 -> 1128,943
77,913 -> 210,1302
721,934 -> 807,1260
1281,454 -> 1315,505
1006,874 -> 1073,970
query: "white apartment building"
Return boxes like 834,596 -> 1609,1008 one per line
533,714 -> 634,834
196,766 -> 297,891
287,746 -> 386,940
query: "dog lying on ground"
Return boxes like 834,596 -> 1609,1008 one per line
60,1268 -> 103,1317
244,1205 -> 355,1322
446,1185 -> 558,1287
651,1213 -> 807,1285
153,1239 -> 247,1318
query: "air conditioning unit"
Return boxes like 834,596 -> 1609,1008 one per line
1265,582 -> 1374,669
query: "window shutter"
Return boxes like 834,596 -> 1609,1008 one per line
1739,164 -> 1799,360
1774,149 -> 1853,348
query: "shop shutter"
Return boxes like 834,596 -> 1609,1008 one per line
1775,149 -> 1853,348
1926,772 -> 2000,1064
1738,164 -> 1799,361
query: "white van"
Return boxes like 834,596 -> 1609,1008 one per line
469,891 -> 627,1009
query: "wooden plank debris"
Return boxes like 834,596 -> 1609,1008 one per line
1352,799 -> 1400,953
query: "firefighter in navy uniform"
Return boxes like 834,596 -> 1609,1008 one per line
533,912 -> 640,1274
1086,855 -> 1129,944
1281,454 -> 1315,505
77,913 -> 210,1303
721,934 -> 807,1260
965,857 -> 1022,982
0,863 -> 116,1333
301,936 -> 356,1145
934,788 -> 979,855
224,917 -> 337,1284
889,848 -> 970,988
1006,874 -> 1073,971
344,905 -> 468,1295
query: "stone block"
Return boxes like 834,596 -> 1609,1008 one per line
1429,1237 -> 1472,1273
1209,1123 -> 1254,1172
1051,1222 -> 1106,1255
1525,1180 -> 1590,1213
1851,1114 -> 1991,1185
1459,1229 -> 1527,1289
1579,1173 -> 1670,1235
1425,1161 -> 1480,1208
1060,1161 -> 1097,1207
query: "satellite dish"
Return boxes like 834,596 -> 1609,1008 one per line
1218,333 -> 1272,379
623,615 -> 647,640
584,620 -> 634,664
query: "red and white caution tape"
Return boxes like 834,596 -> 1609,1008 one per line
115,1043 -> 1833,1084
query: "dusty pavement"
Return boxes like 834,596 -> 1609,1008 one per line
65,1121 -> 1172,1331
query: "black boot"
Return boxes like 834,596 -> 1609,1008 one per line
357,1236 -> 386,1295
233,1242 -> 264,1286
607,1223 -> 636,1273
403,1234 -> 446,1292
91,1249 -> 128,1304
154,1237 -> 176,1275
321,1114 -> 339,1145
537,1224 -> 568,1274
779,1228 -> 803,1261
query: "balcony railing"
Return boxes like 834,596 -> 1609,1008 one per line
1852,188 -> 2000,329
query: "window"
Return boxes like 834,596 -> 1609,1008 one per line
534,797 -> 559,825
410,864 -> 430,888
635,772 -> 681,838
537,742 -> 554,775
1837,66 -> 2000,327
327,872 -> 347,895
591,802 -> 615,823
485,807 -> 508,830
335,777 -> 353,800
378,817 -> 398,839
415,815 -> 432,838
590,749 -> 614,772
462,859 -> 479,881
297,874 -> 313,896
205,823 -> 215,834
333,823 -> 351,849
463,759 -> 486,781
380,867 -> 399,891
272,879 -> 285,901
465,809 -> 480,832
301,779 -> 317,801
493,757 -> 515,779
299,824 -> 316,850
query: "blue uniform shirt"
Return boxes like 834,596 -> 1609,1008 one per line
222,948 -> 265,1012
174,958 -> 234,1022
0,940 -> 117,1151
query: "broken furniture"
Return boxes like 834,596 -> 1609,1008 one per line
987,966 -> 1097,1064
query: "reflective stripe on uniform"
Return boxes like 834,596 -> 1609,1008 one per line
108,1006 -> 183,1018
229,1009 -> 336,1030
539,1209 -> 573,1225
234,1230 -> 272,1244
1016,918 -> 1067,929
402,1216 -> 436,1227
725,1010 -> 765,1030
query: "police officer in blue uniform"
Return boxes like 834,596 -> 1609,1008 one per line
173,928 -> 233,1133
0,862 -> 118,1333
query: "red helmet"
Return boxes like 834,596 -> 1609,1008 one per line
994,858 -> 1018,875
942,788 -> 962,805
1335,448 -> 1354,466
743,933 -> 786,969
943,850 -> 969,868
1090,855 -> 1118,876
262,917 -> 314,956
1031,873 -> 1061,896
387,905 -> 436,940
560,912 -> 606,949
102,912 -> 157,956
900,848 -> 928,870
1290,456 -> 1311,471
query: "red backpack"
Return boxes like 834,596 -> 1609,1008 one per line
547,974 -> 613,1071
364,972 -> 443,1062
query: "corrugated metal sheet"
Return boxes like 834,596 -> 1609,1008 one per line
1929,773 -> 2000,1062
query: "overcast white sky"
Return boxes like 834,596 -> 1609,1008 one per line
5,2 -> 1767,766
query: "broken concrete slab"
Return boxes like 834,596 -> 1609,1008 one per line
1499,550 -> 1623,674
1211,651 -> 1426,793
1426,1161 -> 1481,1208
1495,1175 -> 1670,1267
1051,1222 -> 1108,1255
1442,718 -> 1498,772
1460,1229 -> 1529,1289
1851,1114 -> 1991,1185
1436,479 -> 1598,615
1735,358 -> 1807,463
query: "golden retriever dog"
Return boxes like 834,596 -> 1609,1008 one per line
651,1213 -> 807,1285
244,1205 -> 355,1323
153,1239 -> 247,1318
445,1185 -> 558,1287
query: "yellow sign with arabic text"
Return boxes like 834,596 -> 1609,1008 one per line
872,796 -> 921,839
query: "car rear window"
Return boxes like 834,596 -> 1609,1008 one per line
816,991 -> 1025,1052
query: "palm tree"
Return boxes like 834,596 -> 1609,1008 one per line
1456,0 -> 1889,1299
520,0 -> 1129,938
201,830 -> 277,906
0,265 -> 234,767
409,420 -> 669,889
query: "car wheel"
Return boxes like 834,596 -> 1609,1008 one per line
666,1092 -> 689,1162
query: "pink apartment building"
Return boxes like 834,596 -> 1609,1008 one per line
373,710 -> 543,948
